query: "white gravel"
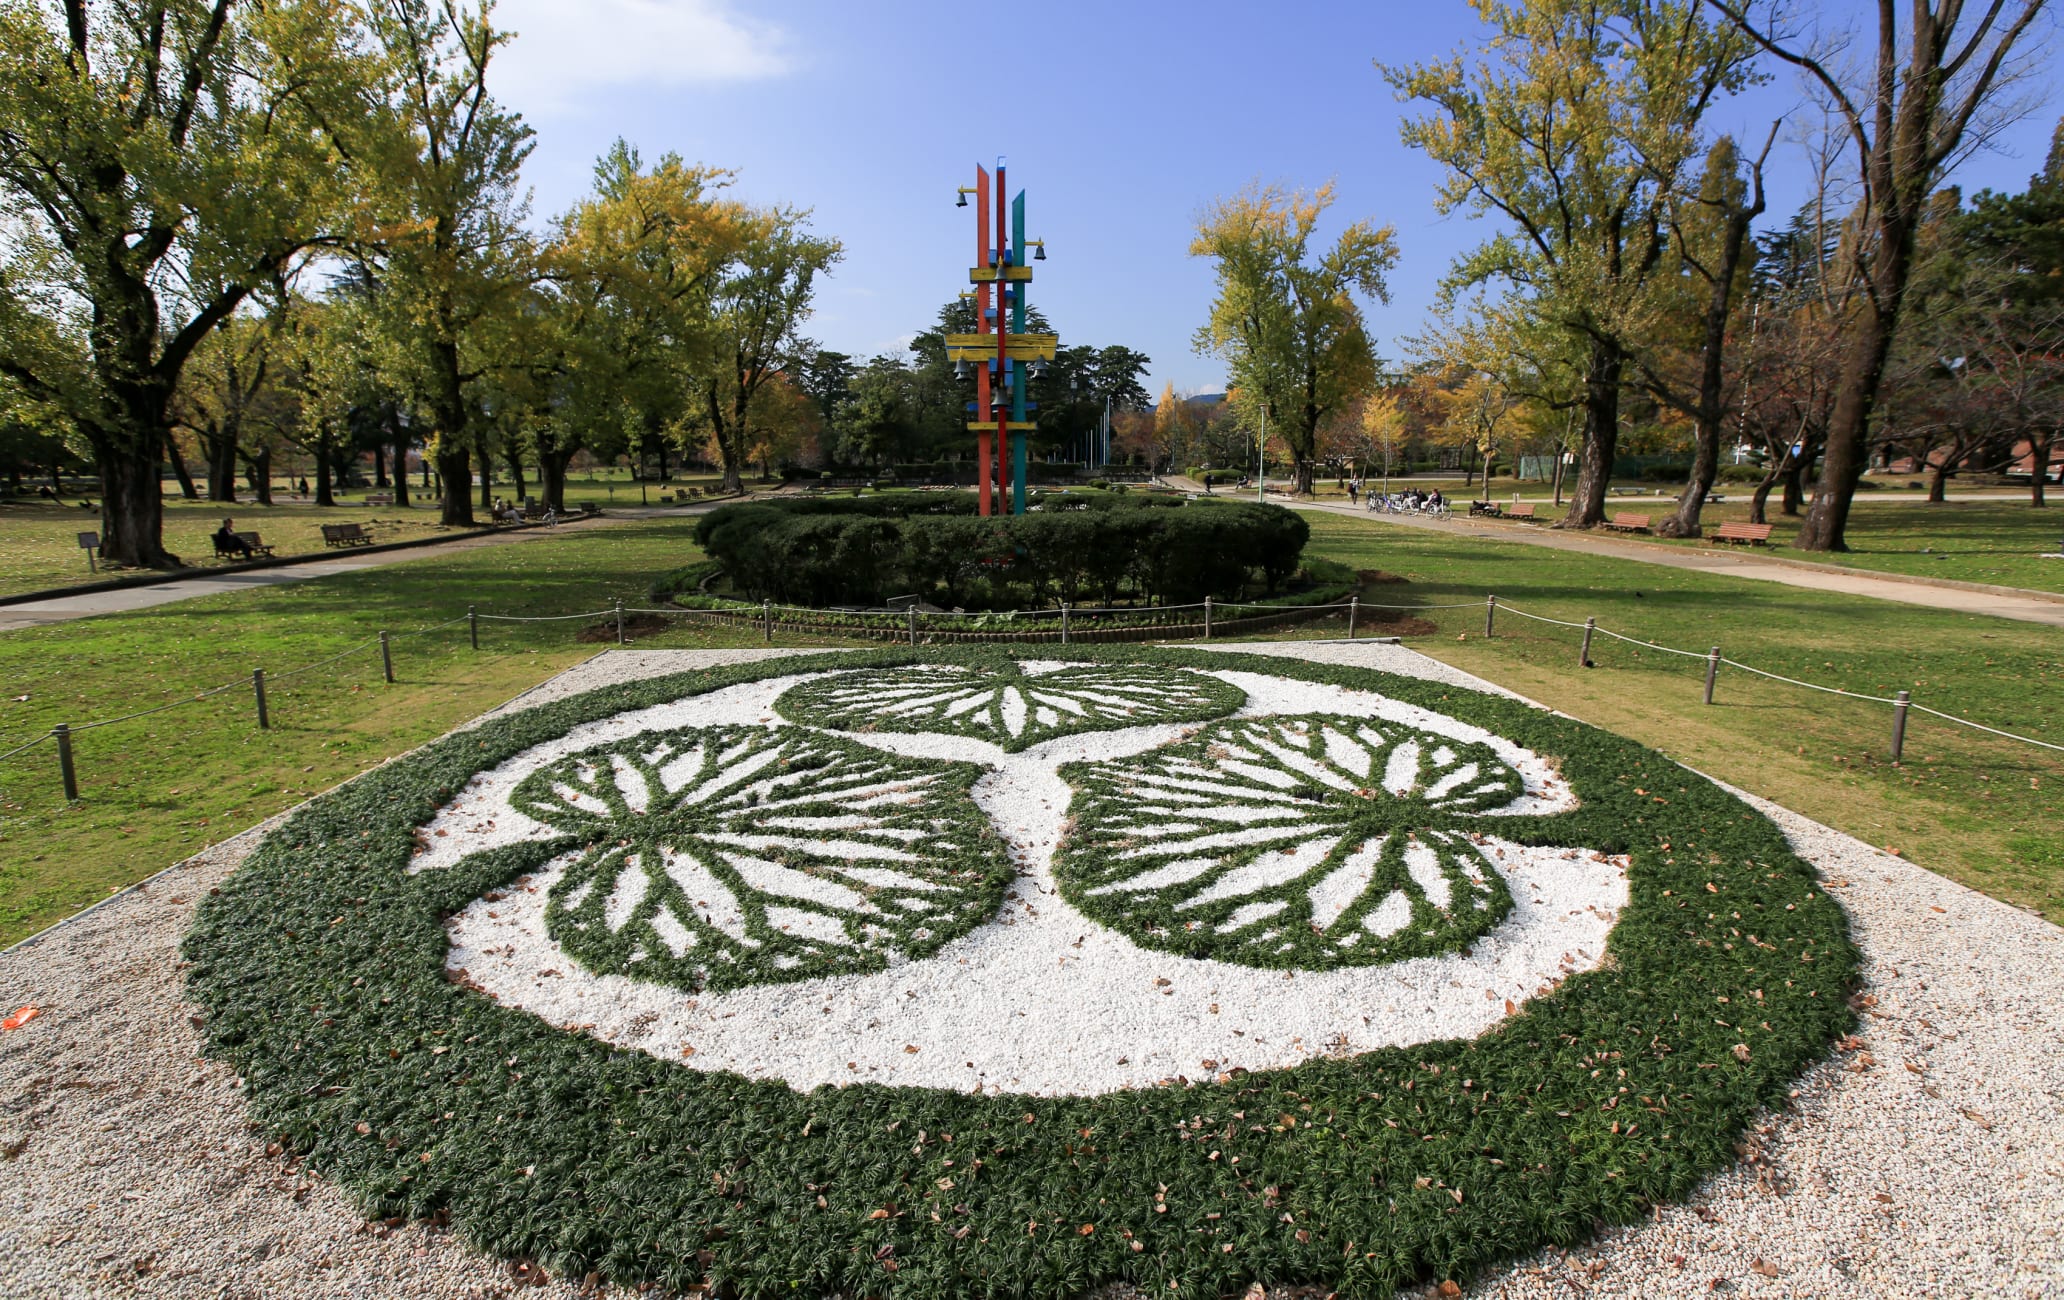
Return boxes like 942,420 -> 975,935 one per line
1,644 -> 2057,1298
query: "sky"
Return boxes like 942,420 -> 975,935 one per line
489,0 -> 2058,398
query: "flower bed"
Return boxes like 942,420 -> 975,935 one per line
185,648 -> 1855,1298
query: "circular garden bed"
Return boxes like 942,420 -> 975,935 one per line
184,648 -> 1855,1297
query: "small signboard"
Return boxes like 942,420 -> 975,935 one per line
76,531 -> 100,573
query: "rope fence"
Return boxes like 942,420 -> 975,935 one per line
2,589 -> 2055,804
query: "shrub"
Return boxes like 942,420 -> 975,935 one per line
690,493 -> 1310,609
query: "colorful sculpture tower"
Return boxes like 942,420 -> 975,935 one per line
948,158 -> 1057,516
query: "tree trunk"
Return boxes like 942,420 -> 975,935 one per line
540,448 -> 572,511
243,448 -> 275,506
504,446 -> 524,497
166,438 -> 199,500
373,444 -> 389,488
1781,458 -> 1806,515
1293,457 -> 1315,494
392,431 -> 411,507
1748,467 -> 1780,524
96,446 -> 178,569
1557,338 -> 1622,529
2030,430 -> 2052,507
314,436 -> 336,507
1796,258 -> 1904,551
204,425 -> 239,502
1927,456 -> 1951,503
436,446 -> 474,526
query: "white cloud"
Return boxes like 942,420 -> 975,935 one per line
491,0 -> 789,106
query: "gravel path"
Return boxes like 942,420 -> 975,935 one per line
2,645 -> 2057,1299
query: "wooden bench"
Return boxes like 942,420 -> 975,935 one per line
1709,521 -> 1774,546
1601,512 -> 1652,534
1504,503 -> 1541,522
364,493 -> 393,506
214,531 -> 277,560
1468,500 -> 1501,517
321,522 -> 374,548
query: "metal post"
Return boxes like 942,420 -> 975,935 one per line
1348,597 -> 1359,640
379,631 -> 394,683
468,604 -> 479,650
53,724 -> 77,802
616,599 -> 626,646
1203,596 -> 1213,639
253,669 -> 269,730
1580,617 -> 1596,668
762,600 -> 772,644
1060,603 -> 1070,645
907,605 -> 918,646
1484,595 -> 1497,637
1891,690 -> 1911,762
1703,646 -> 1720,705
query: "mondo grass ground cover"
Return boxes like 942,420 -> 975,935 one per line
1292,511 -> 2064,923
0,518 -> 853,947
0,497 -> 455,597
183,645 -> 1856,1299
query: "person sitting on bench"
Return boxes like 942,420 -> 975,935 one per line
213,518 -> 256,558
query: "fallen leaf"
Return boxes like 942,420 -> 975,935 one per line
1751,1258 -> 1780,1278
1,1005 -> 41,1031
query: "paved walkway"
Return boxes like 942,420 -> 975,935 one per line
1298,500 -> 2064,627
0,518 -> 627,634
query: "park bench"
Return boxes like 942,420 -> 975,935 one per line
364,492 -> 394,506
1709,521 -> 1774,546
577,501 -> 600,517
1601,512 -> 1652,534
214,531 -> 276,560
321,522 -> 374,548
523,501 -> 545,520
1504,503 -> 1541,522
1468,500 -> 1501,517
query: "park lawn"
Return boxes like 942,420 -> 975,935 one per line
0,498 -> 453,598
1475,492 -> 2064,594
1284,511 -> 2063,922
3,505 -> 2058,947
0,517 -> 850,946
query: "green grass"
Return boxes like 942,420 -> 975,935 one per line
2,506 -> 2058,948
1472,495 -> 2064,594
0,498 -> 456,597
1282,512 -> 2063,921
0,517 -> 849,946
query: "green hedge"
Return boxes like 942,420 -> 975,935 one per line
692,493 -> 1310,609
185,647 -> 1857,1298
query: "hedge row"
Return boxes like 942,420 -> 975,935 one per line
692,494 -> 1311,609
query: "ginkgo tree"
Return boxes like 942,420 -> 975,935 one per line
0,0 -> 378,566
1190,182 -> 1397,495
1384,0 -> 1759,528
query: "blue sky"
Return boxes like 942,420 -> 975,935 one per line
491,0 -> 2058,397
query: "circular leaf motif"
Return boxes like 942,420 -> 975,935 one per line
1056,713 -> 1533,968
504,724 -> 1008,992
776,660 -> 1244,751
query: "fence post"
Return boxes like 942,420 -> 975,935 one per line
762,600 -> 773,644
379,631 -> 394,684
53,724 -> 77,802
1484,595 -> 1497,637
468,604 -> 479,650
1580,617 -> 1596,668
252,669 -> 269,730
907,605 -> 918,646
1203,596 -> 1213,639
1347,597 -> 1359,640
1060,603 -> 1070,645
1891,690 -> 1911,762
1703,646 -> 1720,705
615,599 -> 626,645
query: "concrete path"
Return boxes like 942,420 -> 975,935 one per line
1298,500 -> 2064,628
0,518 -> 625,634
